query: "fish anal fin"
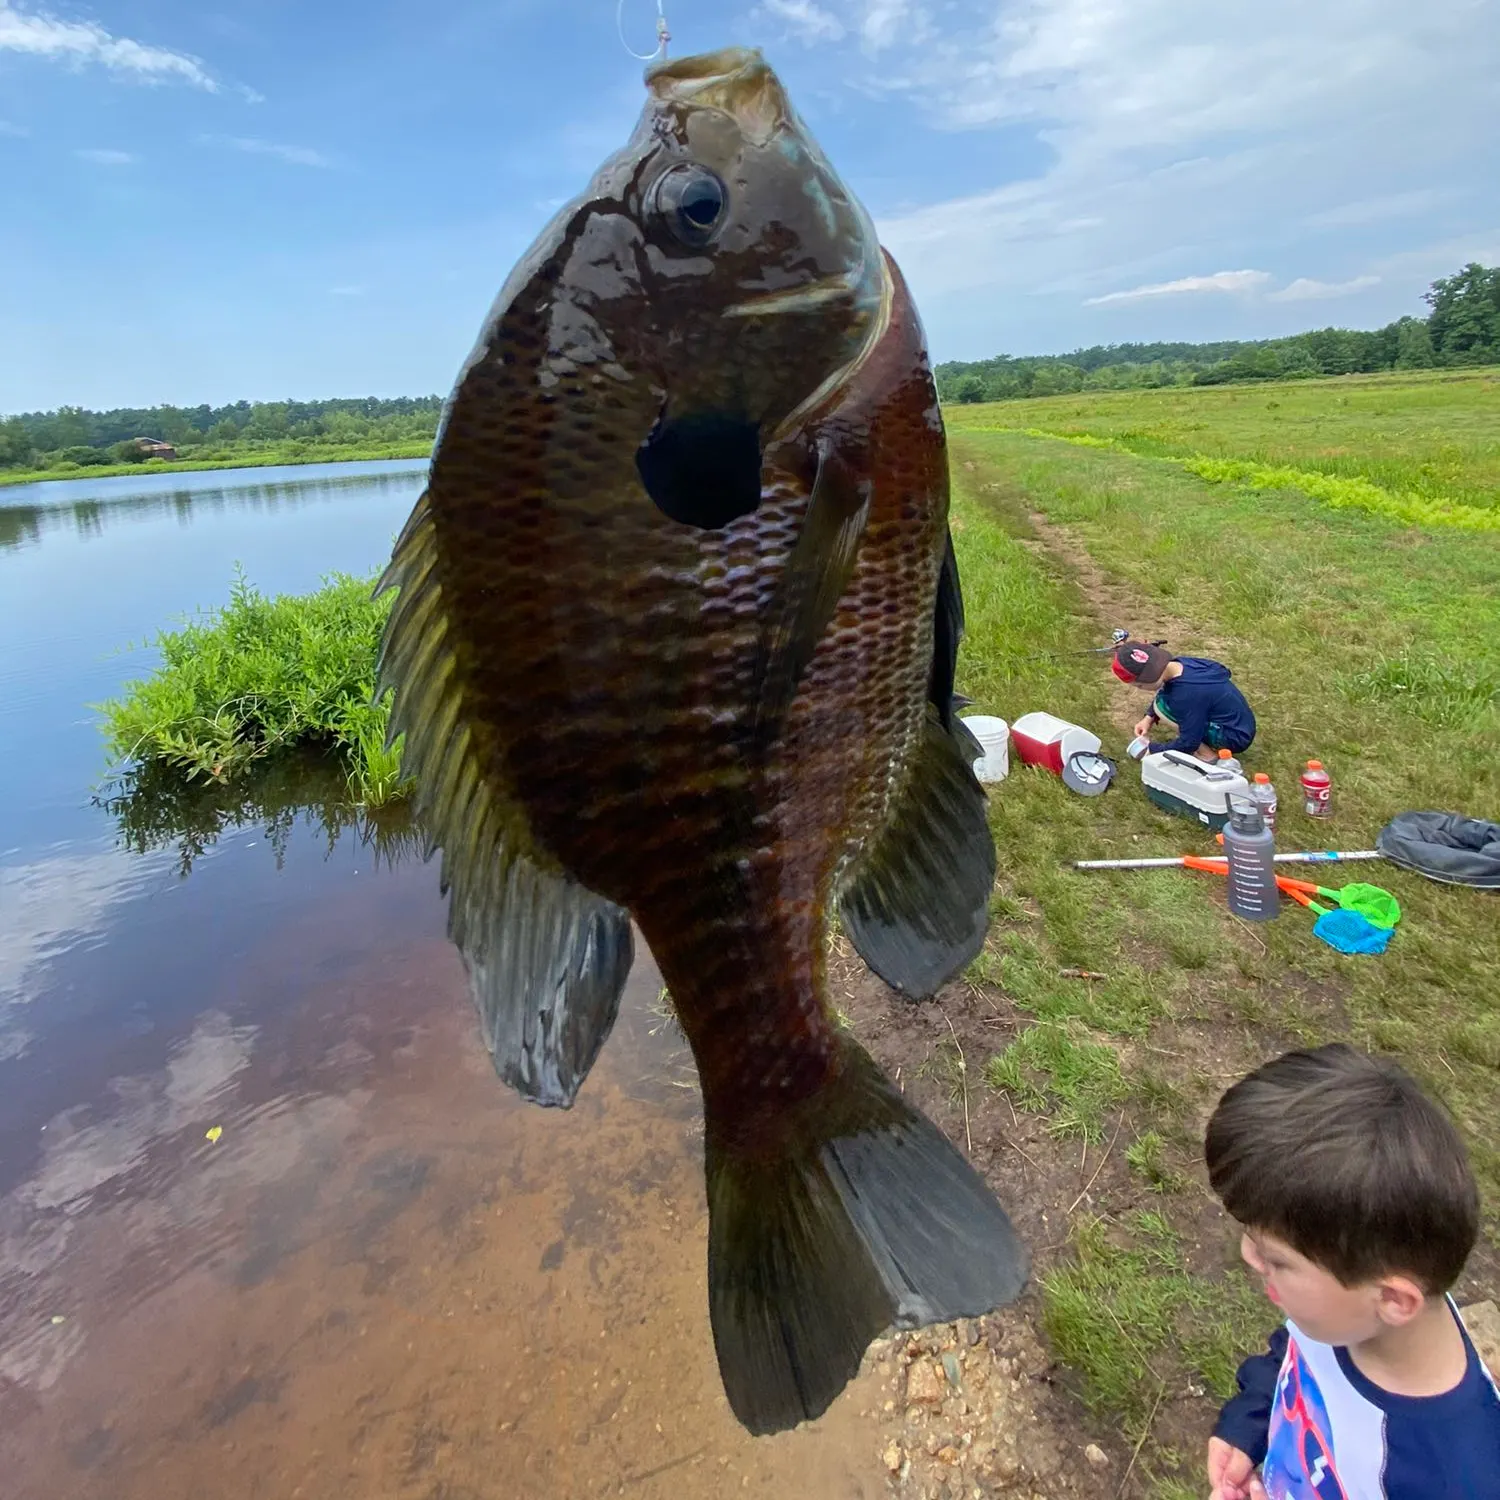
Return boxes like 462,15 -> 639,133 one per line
375,490 -> 632,1107
836,706 -> 996,1000
706,1036 -> 1028,1434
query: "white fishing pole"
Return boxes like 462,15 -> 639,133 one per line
1074,850 -> 1381,870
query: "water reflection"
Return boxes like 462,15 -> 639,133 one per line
0,460 -> 429,555
95,753 -> 422,878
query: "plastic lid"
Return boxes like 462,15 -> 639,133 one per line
1307,759 -> 1323,769
1218,748 -> 1233,758
1253,773 -> 1270,783
1228,801 -> 1265,833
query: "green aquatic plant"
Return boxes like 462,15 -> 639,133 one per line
98,567 -> 410,806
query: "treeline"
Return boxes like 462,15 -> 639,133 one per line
936,261 -> 1500,403
0,395 -> 444,473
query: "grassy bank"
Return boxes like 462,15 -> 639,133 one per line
946,364 -> 1500,521
1,439 -> 431,488
98,569 -> 406,807
937,407 -> 1500,1488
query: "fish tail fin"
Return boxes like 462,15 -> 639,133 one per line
704,1035 -> 1028,1435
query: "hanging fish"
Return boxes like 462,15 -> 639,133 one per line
376,44 -> 1027,1434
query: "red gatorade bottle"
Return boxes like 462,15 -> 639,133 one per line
1300,760 -> 1332,818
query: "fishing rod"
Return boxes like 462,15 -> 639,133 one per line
1015,628 -> 1168,665
1074,850 -> 1381,870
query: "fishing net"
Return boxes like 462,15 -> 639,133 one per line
1313,908 -> 1393,955
1377,812 -> 1500,889
1331,882 -> 1401,929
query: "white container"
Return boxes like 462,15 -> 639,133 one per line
960,714 -> 1010,782
1010,711 -> 1102,776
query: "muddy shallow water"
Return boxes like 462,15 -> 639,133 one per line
0,461 -> 888,1498
2,845 -> 884,1499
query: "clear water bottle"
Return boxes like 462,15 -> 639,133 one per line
1301,759 -> 1332,818
1225,800 -> 1280,921
1249,772 -> 1278,833
1215,747 -> 1244,775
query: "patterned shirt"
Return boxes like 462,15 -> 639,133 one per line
1214,1301 -> 1500,1498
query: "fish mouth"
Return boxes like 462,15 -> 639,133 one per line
722,273 -> 858,319
645,47 -> 787,144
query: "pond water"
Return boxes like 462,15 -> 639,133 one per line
0,462 -> 884,1498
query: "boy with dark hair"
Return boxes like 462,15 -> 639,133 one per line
1203,1042 -> 1500,1498
1112,639 -> 1255,763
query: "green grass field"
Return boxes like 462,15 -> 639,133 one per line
947,365 -> 1500,525
944,367 -> 1500,1489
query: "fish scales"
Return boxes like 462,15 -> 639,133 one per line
376,44 -> 1027,1437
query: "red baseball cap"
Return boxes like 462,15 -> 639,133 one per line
1112,641 -> 1170,684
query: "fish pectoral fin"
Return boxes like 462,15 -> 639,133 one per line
836,706 -> 996,1000
705,1037 -> 1028,1435
750,438 -> 870,745
375,490 -> 633,1108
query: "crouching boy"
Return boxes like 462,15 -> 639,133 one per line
1205,1042 -> 1500,1498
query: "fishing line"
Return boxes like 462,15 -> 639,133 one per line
617,0 -> 670,60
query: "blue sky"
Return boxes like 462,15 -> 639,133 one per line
2,0 -> 1496,413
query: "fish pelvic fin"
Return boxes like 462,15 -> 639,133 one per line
836,704 -> 996,1000
375,491 -> 633,1107
705,1035 -> 1028,1435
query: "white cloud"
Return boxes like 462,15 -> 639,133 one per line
758,0 -> 846,42
74,146 -> 135,165
200,134 -> 334,168
330,284 -> 365,296
0,119 -> 29,136
1268,274 -> 1381,302
859,0 -> 919,51
0,847 -> 174,1061
0,1 -> 219,90
855,0 -> 1500,352
1085,268 -> 1272,305
1306,190 -> 1449,230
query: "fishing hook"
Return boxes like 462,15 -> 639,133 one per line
618,0 -> 670,61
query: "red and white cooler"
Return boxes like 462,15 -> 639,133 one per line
1010,712 -> 1102,776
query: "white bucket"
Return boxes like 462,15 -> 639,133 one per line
960,714 -> 1010,783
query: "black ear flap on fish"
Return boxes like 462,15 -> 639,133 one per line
374,493 -> 634,1108
704,1037 -> 1028,1435
635,409 -> 764,529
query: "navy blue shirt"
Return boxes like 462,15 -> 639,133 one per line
1147,656 -> 1256,755
1214,1304 -> 1500,1497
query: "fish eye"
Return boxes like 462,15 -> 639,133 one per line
652,164 -> 728,247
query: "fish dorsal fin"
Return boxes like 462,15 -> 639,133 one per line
375,493 -> 633,1106
836,705 -> 995,1000
750,438 -> 870,748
